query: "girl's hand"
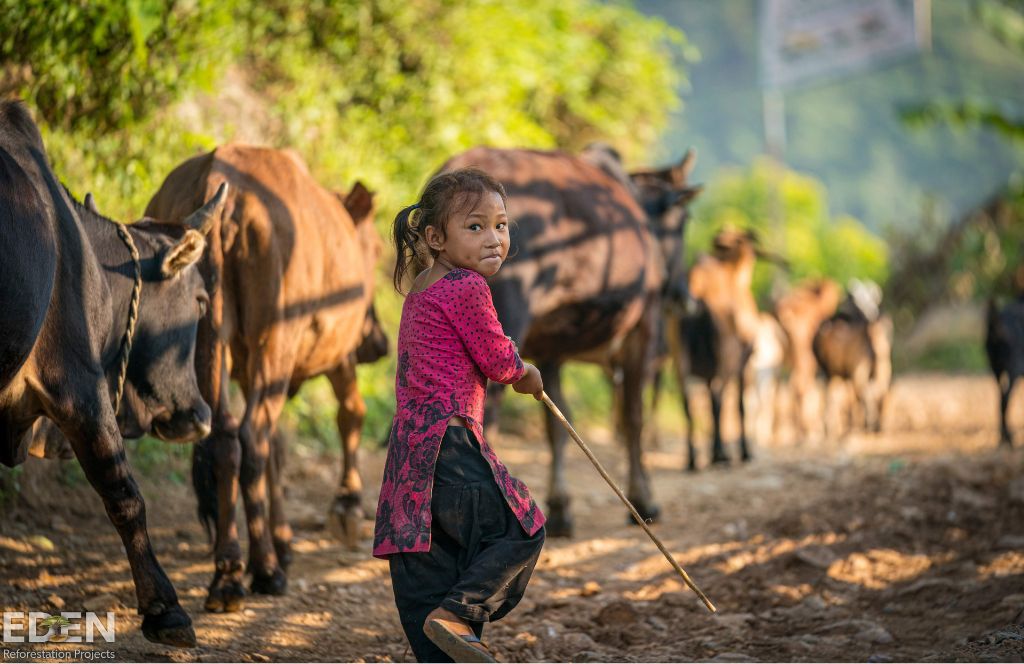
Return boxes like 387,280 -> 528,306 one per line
512,363 -> 544,400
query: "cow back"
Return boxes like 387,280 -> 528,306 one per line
440,147 -> 659,361
0,135 -> 56,389
147,145 -> 373,382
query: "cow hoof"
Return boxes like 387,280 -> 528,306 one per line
205,579 -> 246,613
626,503 -> 660,526
251,568 -> 287,596
711,454 -> 731,466
741,452 -> 753,463
141,606 -> 196,648
544,512 -> 574,539
274,538 -> 293,571
686,460 -> 699,473
328,494 -> 364,550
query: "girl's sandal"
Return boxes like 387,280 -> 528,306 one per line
424,619 -> 497,663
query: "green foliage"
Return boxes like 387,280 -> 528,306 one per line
894,339 -> 989,374
690,158 -> 889,303
0,0 -> 237,131
0,0 -> 690,456
0,466 -> 22,506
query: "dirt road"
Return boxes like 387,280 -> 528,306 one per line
2,374 -> 1022,662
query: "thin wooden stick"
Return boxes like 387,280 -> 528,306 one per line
540,391 -> 717,613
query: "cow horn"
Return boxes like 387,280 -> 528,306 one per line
673,147 -> 697,184
84,192 -> 99,213
184,182 -> 229,234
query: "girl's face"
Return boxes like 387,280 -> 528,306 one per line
426,190 -> 510,278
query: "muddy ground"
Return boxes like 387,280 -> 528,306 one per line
2,373 -> 1023,662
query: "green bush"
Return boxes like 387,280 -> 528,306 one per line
690,158 -> 889,303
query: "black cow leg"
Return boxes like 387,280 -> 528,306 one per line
738,369 -> 752,463
679,379 -> 698,472
709,383 -> 730,465
328,364 -> 366,551
64,399 -> 195,647
541,362 -> 574,538
1000,378 -> 1016,447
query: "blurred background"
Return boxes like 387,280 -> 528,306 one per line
1,0 -> 1022,488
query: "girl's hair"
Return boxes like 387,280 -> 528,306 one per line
392,167 -> 508,293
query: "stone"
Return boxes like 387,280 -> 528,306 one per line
793,547 -> 836,570
580,581 -> 602,597
995,535 -> 1024,551
46,594 -> 65,611
83,594 -> 120,611
595,600 -> 639,626
1008,477 -> 1024,505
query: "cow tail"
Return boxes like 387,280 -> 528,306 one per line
191,437 -> 218,542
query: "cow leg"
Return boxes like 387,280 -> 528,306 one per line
327,362 -> 367,550
540,362 -> 574,538
61,398 -> 194,647
267,429 -> 292,569
618,340 -> 660,525
1000,374 -> 1016,447
239,386 -> 289,596
484,381 -> 507,445
709,379 -> 730,465
669,346 -> 698,472
201,426 -> 245,613
738,370 -> 752,463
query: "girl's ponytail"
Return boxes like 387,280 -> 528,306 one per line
392,168 -> 507,294
392,203 -> 421,293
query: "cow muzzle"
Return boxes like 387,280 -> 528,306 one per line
151,401 -> 213,443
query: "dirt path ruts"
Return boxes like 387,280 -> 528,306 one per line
1,373 -> 1022,662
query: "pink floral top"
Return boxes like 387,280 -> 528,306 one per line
373,268 -> 546,558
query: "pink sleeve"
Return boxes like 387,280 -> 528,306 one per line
439,271 -> 527,385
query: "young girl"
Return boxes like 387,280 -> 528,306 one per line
374,168 -> 546,662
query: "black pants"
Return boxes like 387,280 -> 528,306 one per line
389,426 -> 545,662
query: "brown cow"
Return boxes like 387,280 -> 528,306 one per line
146,145 -> 386,612
437,146 -> 699,536
774,279 -> 841,442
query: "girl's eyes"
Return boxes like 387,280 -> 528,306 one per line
466,221 -> 507,231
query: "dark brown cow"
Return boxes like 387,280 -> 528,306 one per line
146,145 -> 387,612
0,99 -> 223,647
437,146 -> 699,536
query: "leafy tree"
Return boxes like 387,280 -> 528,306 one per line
690,158 -> 889,304
0,0 -> 237,131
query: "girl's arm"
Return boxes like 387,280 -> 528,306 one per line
440,271 -> 527,385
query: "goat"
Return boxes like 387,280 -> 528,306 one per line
774,279 -> 841,442
812,280 -> 893,438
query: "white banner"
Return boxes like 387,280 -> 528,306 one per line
760,0 -> 928,90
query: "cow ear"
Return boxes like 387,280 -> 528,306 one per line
673,184 -> 703,207
84,192 -> 99,213
343,181 -> 376,225
161,229 -> 206,278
